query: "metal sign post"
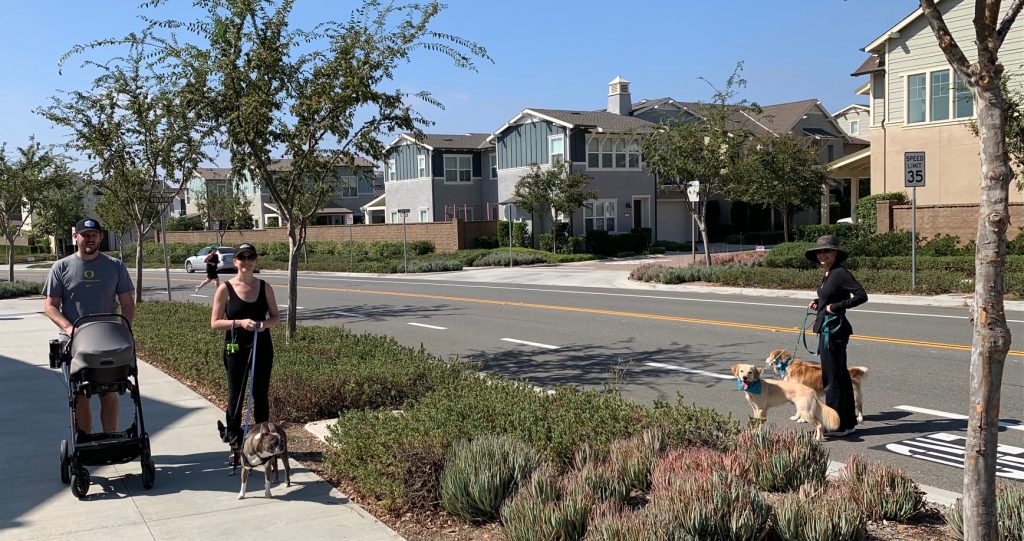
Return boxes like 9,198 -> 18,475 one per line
398,209 -> 410,273
687,181 -> 700,262
505,204 -> 515,268
904,152 -> 926,291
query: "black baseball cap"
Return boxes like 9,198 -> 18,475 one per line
75,218 -> 102,234
236,243 -> 257,257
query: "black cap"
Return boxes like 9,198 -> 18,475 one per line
236,243 -> 257,257
75,218 -> 102,234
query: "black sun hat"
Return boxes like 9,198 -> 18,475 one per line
804,235 -> 848,264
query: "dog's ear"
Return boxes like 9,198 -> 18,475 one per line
259,423 -> 271,434
254,432 -> 263,443
751,366 -> 761,379
731,364 -> 739,377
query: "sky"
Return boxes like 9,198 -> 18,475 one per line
0,0 -> 918,167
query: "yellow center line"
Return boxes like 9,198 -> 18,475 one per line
287,283 -> 1024,358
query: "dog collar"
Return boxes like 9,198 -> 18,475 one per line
771,355 -> 791,378
737,378 -> 762,395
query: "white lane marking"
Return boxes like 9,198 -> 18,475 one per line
895,405 -> 1024,432
332,311 -> 363,317
644,362 -> 733,380
886,432 -> 1024,480
190,294 -> 208,298
277,304 -> 305,310
408,322 -> 447,330
284,275 -> 1024,321
501,338 -> 560,350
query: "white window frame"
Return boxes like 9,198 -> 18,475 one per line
584,136 -> 641,170
417,154 -> 427,178
584,199 -> 617,232
849,120 -> 860,135
338,176 -> 357,198
905,69 -> 975,125
443,154 -> 473,183
390,211 -> 399,224
489,153 -> 497,179
419,208 -> 429,222
548,134 -> 565,166
930,69 -> 950,122
387,158 -> 396,181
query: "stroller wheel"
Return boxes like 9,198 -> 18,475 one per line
70,468 -> 90,499
59,440 -> 70,485
141,458 -> 156,489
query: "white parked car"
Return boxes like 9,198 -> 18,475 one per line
184,246 -> 236,273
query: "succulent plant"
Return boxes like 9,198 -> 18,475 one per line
947,483 -> 1024,540
736,423 -> 829,492
439,435 -> 543,521
836,454 -> 925,522
772,491 -> 868,541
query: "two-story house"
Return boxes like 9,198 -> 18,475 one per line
187,157 -> 379,229
854,0 -> 1022,207
833,104 -> 871,139
380,133 -> 497,224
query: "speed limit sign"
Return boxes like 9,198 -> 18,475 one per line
904,152 -> 926,187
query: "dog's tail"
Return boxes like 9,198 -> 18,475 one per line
819,400 -> 841,432
849,367 -> 868,382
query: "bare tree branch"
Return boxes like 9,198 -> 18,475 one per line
920,0 -> 974,81
996,0 -> 1024,50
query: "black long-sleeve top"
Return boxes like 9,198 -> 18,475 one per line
812,266 -> 868,336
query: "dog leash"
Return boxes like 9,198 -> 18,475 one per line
242,323 -> 260,436
799,309 -> 840,357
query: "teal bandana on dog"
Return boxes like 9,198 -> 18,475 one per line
737,378 -> 762,394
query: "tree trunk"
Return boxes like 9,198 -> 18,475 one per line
781,206 -> 791,243
696,203 -> 712,266
550,208 -> 558,254
6,238 -> 15,282
963,82 -> 1014,541
285,224 -> 301,341
134,225 -> 145,303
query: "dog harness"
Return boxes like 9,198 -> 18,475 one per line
736,378 -> 762,395
798,310 -> 841,357
768,353 -> 792,378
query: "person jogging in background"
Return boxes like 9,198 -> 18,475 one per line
195,246 -> 221,293
43,217 -> 135,437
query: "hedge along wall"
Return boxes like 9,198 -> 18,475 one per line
161,219 -> 499,253
877,200 -> 1024,242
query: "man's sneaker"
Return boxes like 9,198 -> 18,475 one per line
826,428 -> 857,437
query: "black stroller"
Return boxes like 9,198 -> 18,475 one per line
48,313 -> 156,499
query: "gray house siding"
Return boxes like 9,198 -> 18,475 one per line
386,178 -> 433,222
575,166 -> 658,235
790,108 -> 848,164
498,121 -> 561,169
391,143 -> 428,180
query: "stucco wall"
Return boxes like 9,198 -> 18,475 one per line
876,199 -> 1024,242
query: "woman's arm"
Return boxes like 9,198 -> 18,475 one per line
261,282 -> 281,331
830,268 -> 868,312
210,283 -> 235,331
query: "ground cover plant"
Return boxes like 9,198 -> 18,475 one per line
0,280 -> 42,299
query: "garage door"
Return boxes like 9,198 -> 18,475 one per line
656,200 -> 694,243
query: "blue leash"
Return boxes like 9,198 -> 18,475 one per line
799,309 -> 839,357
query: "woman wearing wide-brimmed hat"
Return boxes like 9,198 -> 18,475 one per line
806,234 -> 868,437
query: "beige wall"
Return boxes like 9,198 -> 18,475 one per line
876,200 -> 1024,242
161,220 -> 498,253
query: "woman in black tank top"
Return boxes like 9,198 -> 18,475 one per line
209,243 -> 280,448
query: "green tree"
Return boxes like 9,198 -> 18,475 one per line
919,1 -> 1023,538
41,39 -> 211,302
641,62 -> 759,265
513,163 -> 596,253
94,192 -> 135,260
130,0 -> 489,338
195,182 -> 252,244
729,134 -> 831,242
31,173 -> 86,257
0,139 -> 74,280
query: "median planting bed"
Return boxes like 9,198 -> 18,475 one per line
124,301 -> 997,540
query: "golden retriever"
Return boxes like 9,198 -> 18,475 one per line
765,349 -> 868,423
731,363 -> 841,440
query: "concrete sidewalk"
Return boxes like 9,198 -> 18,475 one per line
0,297 -> 404,541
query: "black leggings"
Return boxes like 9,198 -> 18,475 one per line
819,333 -> 857,431
223,338 -> 273,444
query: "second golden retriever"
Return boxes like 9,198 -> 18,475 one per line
765,349 -> 868,423
731,363 -> 841,440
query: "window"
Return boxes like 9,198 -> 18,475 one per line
907,74 -> 927,123
586,136 -> 641,169
549,135 -> 565,166
444,155 -> 472,182
930,70 -> 950,121
489,154 -> 497,179
338,177 -> 357,198
391,211 -> 399,223
849,120 -> 860,135
907,69 -> 975,124
584,199 -> 617,232
954,76 -> 974,118
387,159 -> 396,181
827,145 -> 834,163
419,209 -> 429,222
358,176 -> 374,194
417,155 -> 427,178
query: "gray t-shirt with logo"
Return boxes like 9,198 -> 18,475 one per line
44,253 -> 134,326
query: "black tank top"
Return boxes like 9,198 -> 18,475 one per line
224,280 -> 270,345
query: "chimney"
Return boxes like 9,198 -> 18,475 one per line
607,76 -> 631,115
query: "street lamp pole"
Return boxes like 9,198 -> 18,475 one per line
398,208 -> 410,273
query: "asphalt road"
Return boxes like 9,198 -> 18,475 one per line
15,265 -> 1024,496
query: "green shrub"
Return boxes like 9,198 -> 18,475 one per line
736,424 -> 829,492
772,491 -> 868,541
1009,228 -> 1024,256
647,246 -> 666,255
918,233 -> 968,256
439,435 -> 543,522
764,242 -> 816,269
474,251 -> 546,267
497,221 -> 530,248
409,240 -> 435,256
337,240 -> 371,261
304,240 -> 339,255
856,192 -> 908,235
652,240 -> 692,252
368,241 -> 404,260
629,263 -> 719,284
475,236 -> 499,249
0,281 -> 43,299
835,455 -> 925,522
403,259 -> 463,273
794,224 -> 861,246
947,483 -> 1024,541
847,230 -> 914,257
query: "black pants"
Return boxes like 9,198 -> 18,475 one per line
819,333 -> 858,431
223,338 -> 273,444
